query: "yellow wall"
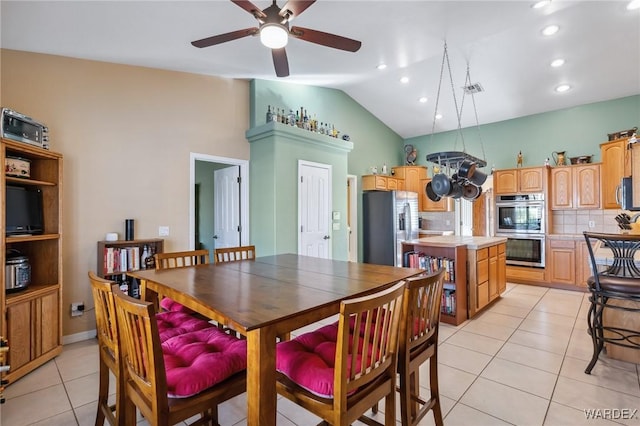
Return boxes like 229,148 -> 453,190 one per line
0,49 -> 250,337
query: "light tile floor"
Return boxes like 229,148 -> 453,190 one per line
1,283 -> 640,425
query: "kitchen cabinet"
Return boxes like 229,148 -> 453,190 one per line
1,138 -> 63,384
420,178 -> 453,212
547,239 -> 576,285
401,242 -> 468,326
546,236 -> 594,288
494,166 -> 547,194
550,163 -> 601,210
468,242 -> 507,317
393,166 -> 427,209
600,138 -> 630,209
362,174 -> 399,191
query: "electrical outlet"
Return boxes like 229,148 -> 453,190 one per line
71,302 -> 84,317
159,226 -> 170,236
588,220 -> 596,229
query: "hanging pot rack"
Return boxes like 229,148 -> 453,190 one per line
425,42 -> 487,171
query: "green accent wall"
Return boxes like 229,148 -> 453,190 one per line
406,95 -> 640,171
247,122 -> 353,260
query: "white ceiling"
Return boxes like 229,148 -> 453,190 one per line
1,1 -> 639,139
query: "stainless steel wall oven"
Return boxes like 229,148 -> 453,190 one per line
496,193 -> 545,268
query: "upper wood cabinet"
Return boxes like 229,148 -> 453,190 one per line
362,174 -> 398,191
550,163 -> 600,210
600,138 -> 630,209
494,166 -> 546,194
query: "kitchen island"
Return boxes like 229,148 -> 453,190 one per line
403,236 -> 507,325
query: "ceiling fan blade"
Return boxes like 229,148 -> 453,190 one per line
279,1 -> 316,19
272,48 -> 290,77
191,28 -> 259,48
231,0 -> 267,19
290,26 -> 361,52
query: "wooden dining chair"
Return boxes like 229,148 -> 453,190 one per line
213,245 -> 256,263
112,286 -> 247,426
155,249 -> 210,270
275,280 -> 406,426
396,269 -> 446,426
89,271 -> 217,426
89,271 -> 123,426
153,249 -> 209,314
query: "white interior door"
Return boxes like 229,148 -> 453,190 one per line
214,165 -> 240,249
298,160 -> 332,258
456,199 -> 474,236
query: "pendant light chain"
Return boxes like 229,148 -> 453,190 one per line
429,42 -> 447,145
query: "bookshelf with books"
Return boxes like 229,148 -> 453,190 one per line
97,239 -> 164,297
402,241 -> 468,326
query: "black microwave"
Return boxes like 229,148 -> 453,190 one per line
1,108 -> 49,149
620,177 -> 640,211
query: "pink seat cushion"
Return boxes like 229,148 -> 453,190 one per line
160,297 -> 195,314
162,327 -> 247,398
156,311 -> 214,343
276,323 -> 372,398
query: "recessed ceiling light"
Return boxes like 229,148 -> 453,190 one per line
376,63 -> 387,70
419,97 -> 428,103
555,84 -> 571,93
628,0 -> 640,10
550,58 -> 565,67
400,77 -> 410,84
531,1 -> 550,9
542,24 -> 560,36
435,113 -> 443,120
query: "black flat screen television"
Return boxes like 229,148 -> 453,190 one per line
5,185 -> 44,235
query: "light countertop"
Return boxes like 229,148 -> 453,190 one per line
406,235 -> 508,250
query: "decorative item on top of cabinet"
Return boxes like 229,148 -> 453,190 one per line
401,242 -> 467,325
1,137 -> 63,384
494,166 -> 547,195
550,163 -> 601,210
600,138 -> 631,209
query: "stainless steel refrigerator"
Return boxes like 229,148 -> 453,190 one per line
363,190 -> 419,267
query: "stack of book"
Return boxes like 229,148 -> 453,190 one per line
442,288 -> 456,315
104,246 -> 141,274
404,252 -> 455,282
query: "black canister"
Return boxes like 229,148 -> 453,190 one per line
125,219 -> 134,241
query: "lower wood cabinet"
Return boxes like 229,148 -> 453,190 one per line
547,237 -> 593,288
468,242 -> 506,317
6,288 -> 62,378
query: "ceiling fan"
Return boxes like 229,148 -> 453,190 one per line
191,0 -> 362,77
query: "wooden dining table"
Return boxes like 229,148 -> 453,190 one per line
129,253 -> 423,426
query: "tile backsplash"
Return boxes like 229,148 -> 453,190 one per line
419,212 -> 455,231
551,209 -> 638,235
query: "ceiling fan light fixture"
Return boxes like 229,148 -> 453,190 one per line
260,24 -> 289,49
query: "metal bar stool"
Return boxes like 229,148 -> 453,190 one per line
583,232 -> 640,374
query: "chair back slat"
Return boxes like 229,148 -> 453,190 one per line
214,245 -> 256,263
89,273 -> 119,359
155,249 -> 210,270
403,269 -> 446,354
336,281 -> 405,399
113,287 -> 168,414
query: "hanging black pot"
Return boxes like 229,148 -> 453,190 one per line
458,160 -> 476,180
425,181 -> 442,202
462,182 -> 482,200
431,173 -> 451,197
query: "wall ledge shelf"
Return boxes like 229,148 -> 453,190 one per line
246,121 -> 354,154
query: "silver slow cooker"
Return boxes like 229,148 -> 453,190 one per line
6,252 -> 30,292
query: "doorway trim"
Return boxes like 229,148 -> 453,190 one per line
189,152 -> 250,250
347,174 -> 358,262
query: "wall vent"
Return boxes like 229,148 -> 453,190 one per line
463,82 -> 484,94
